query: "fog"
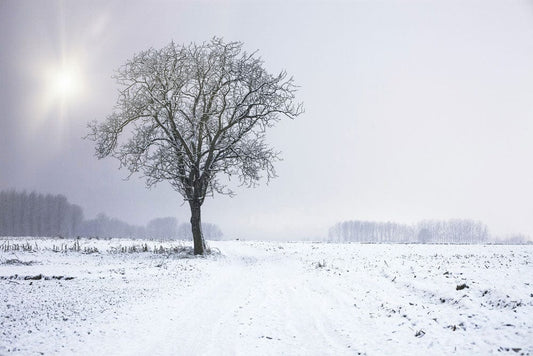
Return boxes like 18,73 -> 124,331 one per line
1,0 -> 532,240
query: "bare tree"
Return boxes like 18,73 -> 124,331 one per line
87,38 -> 303,254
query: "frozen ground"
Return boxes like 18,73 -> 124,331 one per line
0,238 -> 532,355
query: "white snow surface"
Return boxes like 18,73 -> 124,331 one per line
1,238 -> 532,355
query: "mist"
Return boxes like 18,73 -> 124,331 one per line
1,0 -> 532,241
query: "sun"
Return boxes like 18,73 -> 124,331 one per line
54,70 -> 76,97
48,64 -> 82,101
43,59 -> 84,106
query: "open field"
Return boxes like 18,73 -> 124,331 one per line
1,238 -> 532,355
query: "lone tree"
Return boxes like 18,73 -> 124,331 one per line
88,38 -> 303,254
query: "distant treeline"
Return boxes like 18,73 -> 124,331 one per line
81,213 -> 223,240
328,219 -> 490,244
0,190 -> 223,240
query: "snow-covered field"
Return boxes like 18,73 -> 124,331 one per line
1,238 -> 531,355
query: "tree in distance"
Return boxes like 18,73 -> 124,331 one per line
88,38 -> 303,254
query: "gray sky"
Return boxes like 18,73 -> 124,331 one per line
1,0 -> 532,240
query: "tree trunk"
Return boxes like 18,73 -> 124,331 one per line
189,200 -> 206,255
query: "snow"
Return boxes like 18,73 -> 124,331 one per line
1,239 -> 532,355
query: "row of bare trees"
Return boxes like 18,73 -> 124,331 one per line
0,190 -> 83,238
0,190 -> 223,240
328,219 -> 489,243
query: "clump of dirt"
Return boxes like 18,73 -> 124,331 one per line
0,274 -> 75,280
1,259 -> 39,266
456,283 -> 469,291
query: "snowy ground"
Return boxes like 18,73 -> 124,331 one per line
1,238 -> 532,355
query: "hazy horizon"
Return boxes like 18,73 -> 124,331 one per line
1,0 -> 532,240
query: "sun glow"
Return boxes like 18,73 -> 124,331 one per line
27,0 -> 88,140
30,57 -> 87,140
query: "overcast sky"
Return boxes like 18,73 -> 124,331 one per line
1,0 -> 532,240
